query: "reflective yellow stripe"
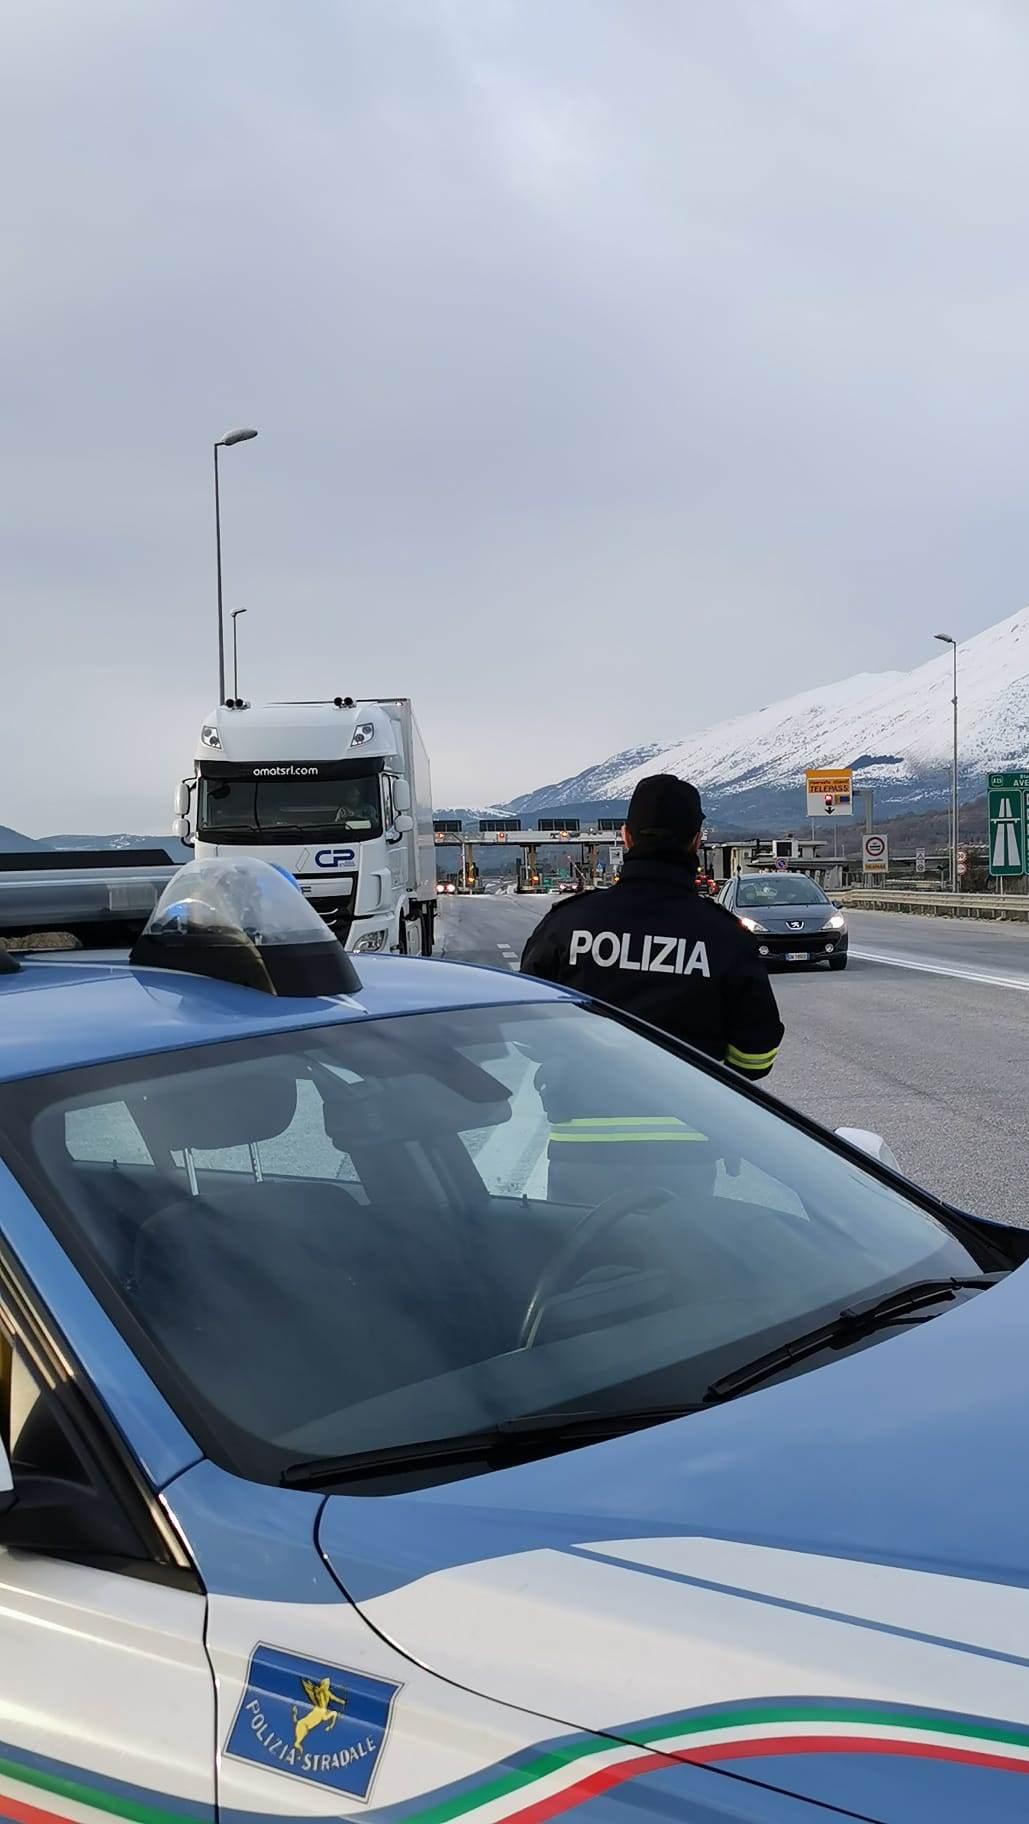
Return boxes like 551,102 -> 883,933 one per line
550,1117 -> 708,1144
725,1043 -> 779,1072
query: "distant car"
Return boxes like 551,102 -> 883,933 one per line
719,872 -> 848,969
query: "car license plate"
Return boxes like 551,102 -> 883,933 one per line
785,951 -> 809,962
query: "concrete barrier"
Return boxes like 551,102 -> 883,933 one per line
837,888 -> 1029,923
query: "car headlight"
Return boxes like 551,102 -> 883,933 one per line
738,915 -> 767,934
825,913 -> 847,931
200,723 -> 222,750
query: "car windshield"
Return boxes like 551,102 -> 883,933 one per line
199,775 -> 383,838
0,1002 -> 977,1488
737,877 -> 828,907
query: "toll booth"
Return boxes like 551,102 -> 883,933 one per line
705,836 -> 833,885
516,854 -> 541,893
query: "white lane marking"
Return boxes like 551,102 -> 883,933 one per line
851,948 -> 1029,993
497,944 -> 519,970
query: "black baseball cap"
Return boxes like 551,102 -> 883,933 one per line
625,774 -> 704,846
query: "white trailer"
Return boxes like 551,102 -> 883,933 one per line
175,698 -> 437,955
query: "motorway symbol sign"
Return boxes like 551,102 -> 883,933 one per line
862,833 -> 888,875
988,789 -> 1026,877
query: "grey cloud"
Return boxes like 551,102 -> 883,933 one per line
3,0 -> 1029,829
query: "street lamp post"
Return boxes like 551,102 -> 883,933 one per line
231,608 -> 247,701
214,428 -> 258,703
935,633 -> 959,892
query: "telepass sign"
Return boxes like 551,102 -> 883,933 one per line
805,768 -> 853,818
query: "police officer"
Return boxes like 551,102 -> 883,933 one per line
520,774 -> 783,1080
520,776 -> 783,1213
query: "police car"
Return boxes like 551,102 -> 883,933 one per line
0,858 -> 1027,1824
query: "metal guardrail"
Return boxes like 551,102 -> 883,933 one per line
837,888 -> 1029,922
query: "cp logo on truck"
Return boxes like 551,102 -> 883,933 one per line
315,849 -> 355,869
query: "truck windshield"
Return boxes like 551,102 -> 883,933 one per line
199,777 -> 383,838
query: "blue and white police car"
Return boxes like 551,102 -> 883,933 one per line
0,858 -> 1026,1824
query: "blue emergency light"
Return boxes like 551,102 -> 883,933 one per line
129,857 -> 361,998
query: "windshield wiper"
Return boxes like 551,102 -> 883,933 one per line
705,1273 -> 1006,1404
280,1403 -> 703,1487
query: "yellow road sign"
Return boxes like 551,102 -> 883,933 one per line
805,767 -> 853,818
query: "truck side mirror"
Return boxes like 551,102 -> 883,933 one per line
172,816 -> 194,846
175,780 -> 192,817
393,778 -> 412,813
394,812 -> 414,835
0,1441 -> 13,1518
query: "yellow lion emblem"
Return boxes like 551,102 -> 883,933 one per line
292,1675 -> 348,1752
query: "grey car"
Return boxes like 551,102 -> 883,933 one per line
718,872 -> 848,970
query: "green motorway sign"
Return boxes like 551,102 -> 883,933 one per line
988,777 -> 1029,877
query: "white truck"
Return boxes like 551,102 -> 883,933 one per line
174,697 -> 437,956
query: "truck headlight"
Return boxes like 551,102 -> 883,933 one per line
350,722 -> 375,747
352,929 -> 389,954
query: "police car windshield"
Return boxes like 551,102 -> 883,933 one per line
199,776 -> 383,838
0,1002 -> 979,1490
737,877 -> 827,907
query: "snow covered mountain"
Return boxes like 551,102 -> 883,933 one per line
511,608 -> 1029,825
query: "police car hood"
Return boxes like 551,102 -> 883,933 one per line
320,1264 -> 1029,1794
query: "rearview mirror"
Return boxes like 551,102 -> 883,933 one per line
393,777 -> 412,813
394,812 -> 414,834
172,816 -> 194,845
174,780 -> 192,817
835,1127 -> 901,1174
0,1441 -> 13,1517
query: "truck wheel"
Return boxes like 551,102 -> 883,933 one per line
396,913 -> 423,957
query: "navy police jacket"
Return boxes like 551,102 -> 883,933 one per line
520,853 -> 784,1079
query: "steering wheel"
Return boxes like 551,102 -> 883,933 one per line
517,1184 -> 675,1350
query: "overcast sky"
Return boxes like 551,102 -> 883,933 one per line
4,0 -> 1029,832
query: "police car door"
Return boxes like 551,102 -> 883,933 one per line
0,1276 -> 216,1824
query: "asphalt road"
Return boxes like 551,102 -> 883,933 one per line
439,894 -> 1029,1227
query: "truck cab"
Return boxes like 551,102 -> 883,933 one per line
175,698 -> 436,955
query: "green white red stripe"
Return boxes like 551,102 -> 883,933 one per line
387,1703 -> 1029,1824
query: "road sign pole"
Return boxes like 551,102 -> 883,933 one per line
950,641 -> 959,894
